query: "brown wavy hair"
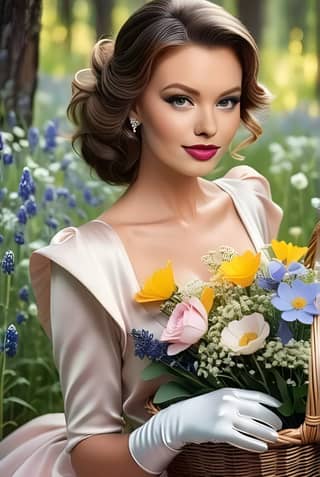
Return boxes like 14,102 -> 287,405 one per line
67,0 -> 272,186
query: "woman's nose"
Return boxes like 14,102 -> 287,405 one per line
195,107 -> 218,137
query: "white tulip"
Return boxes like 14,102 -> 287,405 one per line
220,313 -> 270,355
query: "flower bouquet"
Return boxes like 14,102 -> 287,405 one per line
130,235 -> 320,477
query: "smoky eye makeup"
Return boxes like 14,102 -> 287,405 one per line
163,93 -> 241,109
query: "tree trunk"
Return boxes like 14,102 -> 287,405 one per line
0,0 -> 42,128
94,0 -> 115,40
237,0 -> 264,47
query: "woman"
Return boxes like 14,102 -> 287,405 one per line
0,0 -> 283,476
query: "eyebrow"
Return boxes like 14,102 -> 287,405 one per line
161,83 -> 242,96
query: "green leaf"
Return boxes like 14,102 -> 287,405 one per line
3,397 -> 37,414
141,361 -> 173,381
153,381 -> 193,405
4,377 -> 30,394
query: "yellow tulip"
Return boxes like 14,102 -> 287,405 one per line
200,286 -> 215,314
134,260 -> 177,303
218,251 -> 261,287
271,239 -> 308,265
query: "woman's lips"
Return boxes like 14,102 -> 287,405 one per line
183,146 -> 221,161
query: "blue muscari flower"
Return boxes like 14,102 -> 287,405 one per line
25,198 -> 37,217
18,167 -> 36,201
3,152 -> 13,165
27,127 -> 39,151
45,216 -> 58,230
60,155 -> 72,170
16,205 -> 28,224
44,186 -> 55,202
44,121 -> 57,152
7,111 -> 16,128
14,231 -> 25,245
0,132 -> 3,151
0,188 -> 7,201
16,311 -> 27,324
130,329 -> 168,360
19,285 -> 29,302
0,234 -> 3,244
272,279 -> 320,324
67,195 -> 76,208
4,324 -> 19,357
1,250 -> 15,274
56,187 -> 70,199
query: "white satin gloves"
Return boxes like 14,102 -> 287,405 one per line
128,388 -> 282,475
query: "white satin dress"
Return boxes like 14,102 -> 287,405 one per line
0,166 -> 282,476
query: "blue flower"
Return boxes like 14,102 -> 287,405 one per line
271,279 -> 320,324
18,167 -> 36,201
16,312 -> 27,324
45,216 -> 58,230
256,275 -> 278,291
3,152 -> 13,165
0,132 -> 3,151
14,231 -> 25,245
67,195 -> 76,208
27,127 -> 39,151
60,155 -> 72,171
16,205 -> 28,224
44,186 -> 55,202
130,329 -> 168,360
19,285 -> 29,302
277,319 -> 293,345
0,234 -> 3,244
4,324 -> 19,357
25,198 -> 37,217
56,187 -> 70,199
44,121 -> 57,152
1,250 -> 15,274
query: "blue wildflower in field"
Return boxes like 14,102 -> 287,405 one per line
44,121 -> 57,152
16,312 -> 27,325
27,127 -> 39,152
25,198 -> 37,217
45,216 -> 59,230
1,250 -> 15,274
271,279 -> 320,324
0,132 -> 3,151
3,152 -> 13,165
14,231 -> 25,245
19,286 -> 29,303
56,187 -> 70,199
4,324 -> 19,357
16,205 -> 28,225
18,167 -> 36,201
0,234 -> 4,244
44,186 -> 55,202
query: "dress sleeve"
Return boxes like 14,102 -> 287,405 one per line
50,261 -> 125,453
223,165 -> 283,243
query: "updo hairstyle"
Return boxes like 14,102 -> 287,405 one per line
67,0 -> 272,186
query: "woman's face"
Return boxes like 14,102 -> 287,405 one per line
131,43 -> 242,177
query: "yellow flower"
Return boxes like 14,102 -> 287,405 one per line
134,260 -> 177,303
218,251 -> 261,287
200,286 -> 215,314
271,239 -> 308,265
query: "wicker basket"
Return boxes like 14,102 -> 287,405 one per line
146,223 -> 320,477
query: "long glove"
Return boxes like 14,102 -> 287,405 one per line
128,387 -> 282,475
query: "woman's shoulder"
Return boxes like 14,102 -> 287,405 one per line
217,165 -> 272,199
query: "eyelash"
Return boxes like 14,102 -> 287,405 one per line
164,95 -> 241,110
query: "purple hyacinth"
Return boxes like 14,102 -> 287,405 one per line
14,231 -> 25,245
19,285 -> 29,302
44,121 -> 57,152
1,250 -> 15,274
27,127 -> 39,151
4,324 -> 19,357
3,152 -> 13,165
16,205 -> 28,225
18,167 -> 36,201
44,186 -> 55,202
16,312 -> 27,324
25,198 -> 37,217
56,187 -> 70,199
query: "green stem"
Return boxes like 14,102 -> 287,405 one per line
252,355 -> 271,394
0,274 -> 11,440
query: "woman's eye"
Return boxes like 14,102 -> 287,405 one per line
164,95 -> 192,107
217,96 -> 241,110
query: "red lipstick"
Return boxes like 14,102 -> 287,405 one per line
183,144 -> 221,161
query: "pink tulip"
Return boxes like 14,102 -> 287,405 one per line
160,297 -> 208,355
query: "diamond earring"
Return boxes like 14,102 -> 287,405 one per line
129,117 -> 141,133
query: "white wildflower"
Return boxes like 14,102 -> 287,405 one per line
290,172 -> 308,190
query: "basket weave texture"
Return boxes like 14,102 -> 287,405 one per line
146,223 -> 320,477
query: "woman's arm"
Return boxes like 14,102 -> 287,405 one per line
71,433 -> 154,477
